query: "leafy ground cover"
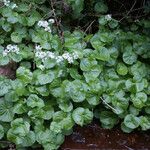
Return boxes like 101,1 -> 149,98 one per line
0,0 -> 150,149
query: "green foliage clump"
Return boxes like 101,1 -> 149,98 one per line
0,0 -> 150,149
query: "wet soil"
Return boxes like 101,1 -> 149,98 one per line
61,122 -> 150,150
0,62 -> 16,79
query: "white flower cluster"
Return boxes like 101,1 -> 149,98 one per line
3,0 -> 17,9
35,45 -> 55,59
105,14 -> 112,21
62,53 -> 74,63
35,45 -> 42,51
3,0 -> 10,6
37,19 -> 55,33
35,45 -> 79,64
3,44 -> 19,56
11,3 -> 17,9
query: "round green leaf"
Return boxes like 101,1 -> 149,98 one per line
72,107 -> 93,126
0,80 -> 11,96
123,50 -> 137,65
16,67 -> 33,84
140,116 -> 150,131
94,2 -> 108,13
27,94 -> 45,108
121,122 -> 133,133
22,131 -> 36,147
124,114 -> 140,129
11,32 -> 22,43
117,63 -> 128,75
80,58 -> 97,71
100,111 -> 118,129
37,72 -> 55,85
0,98 -> 14,122
43,105 -> 54,120
95,47 -> 110,61
43,59 -> 56,69
18,3 -> 29,12
0,125 -> 4,139
108,19 -> 118,28
59,102 -> 73,112
0,56 -> 9,66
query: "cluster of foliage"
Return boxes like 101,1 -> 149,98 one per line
0,0 -> 150,149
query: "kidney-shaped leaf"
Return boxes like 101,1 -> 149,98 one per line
124,114 -> 140,129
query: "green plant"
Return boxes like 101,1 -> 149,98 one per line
0,0 -> 150,149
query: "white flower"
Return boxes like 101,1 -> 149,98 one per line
13,47 -> 19,54
11,3 -> 18,9
38,20 -> 49,28
48,19 -> 55,24
35,45 -> 42,51
5,49 -> 11,53
6,44 -> 13,50
72,52 -> 79,59
62,52 -> 74,63
37,21 -> 43,27
38,52 -> 47,59
12,45 -> 18,50
47,52 -> 55,59
67,57 -> 74,63
42,21 -> 49,28
3,44 -> 20,56
56,56 -> 64,63
3,0 -> 10,6
35,48 -> 77,64
62,53 -> 70,59
3,0 -> 17,9
37,20 -> 52,33
35,51 -> 39,57
44,26 -> 51,33
105,14 -> 112,21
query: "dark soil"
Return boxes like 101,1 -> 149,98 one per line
61,122 -> 150,150
0,62 -> 16,79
